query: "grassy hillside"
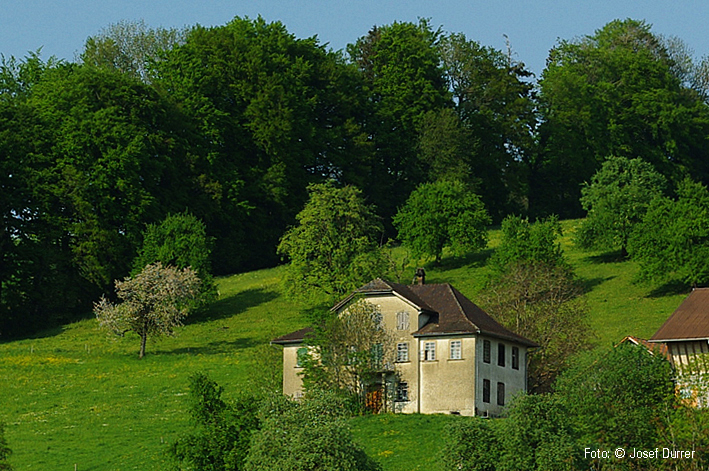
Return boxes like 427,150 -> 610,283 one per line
0,220 -> 691,470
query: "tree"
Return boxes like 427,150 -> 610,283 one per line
555,343 -> 676,456
535,19 -> 709,217
132,212 -> 217,306
576,156 -> 666,256
347,19 -> 451,228
438,33 -> 536,219
300,300 -> 395,409
0,423 -> 11,471
94,262 -> 201,358
277,182 -> 390,299
170,373 -> 260,471
244,391 -> 381,471
81,19 -> 187,82
393,180 -> 490,264
628,178 -> 709,287
488,215 -> 566,274
155,17 -> 371,273
482,262 -> 592,393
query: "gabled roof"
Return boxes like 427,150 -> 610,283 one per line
619,336 -> 671,363
271,327 -> 314,345
274,278 -> 538,348
650,288 -> 709,342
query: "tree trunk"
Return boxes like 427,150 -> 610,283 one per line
139,332 -> 147,359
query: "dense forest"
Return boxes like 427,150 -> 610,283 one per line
2,17 -> 709,337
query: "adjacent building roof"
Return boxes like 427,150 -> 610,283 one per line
650,288 -> 709,342
619,336 -> 671,363
273,278 -> 539,347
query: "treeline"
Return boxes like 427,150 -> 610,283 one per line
2,17 -> 709,337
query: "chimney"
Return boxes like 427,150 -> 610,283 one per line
413,267 -> 426,285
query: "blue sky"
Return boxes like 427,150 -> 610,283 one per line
2,0 -> 707,77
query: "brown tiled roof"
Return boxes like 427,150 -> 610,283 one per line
322,278 -> 537,347
271,327 -> 314,344
650,288 -> 709,342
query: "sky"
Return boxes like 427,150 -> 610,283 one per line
1,0 -> 708,77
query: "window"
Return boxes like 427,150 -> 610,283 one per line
396,311 -> 410,330
483,340 -> 491,363
396,342 -> 409,362
296,347 -> 308,368
497,382 -> 505,406
396,382 -> 409,402
371,343 -> 383,367
450,340 -> 462,360
424,341 -> 436,361
482,379 -> 490,403
512,346 -> 519,370
498,343 -> 505,367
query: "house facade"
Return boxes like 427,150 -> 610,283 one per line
650,288 -> 709,407
272,278 -> 538,416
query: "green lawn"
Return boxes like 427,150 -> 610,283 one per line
0,220 -> 691,470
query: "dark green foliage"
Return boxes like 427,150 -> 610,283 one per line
156,16 -> 370,274
278,182 -> 391,299
393,180 -> 490,263
438,33 -> 535,220
629,179 -> 709,286
245,391 -> 381,471
577,156 -> 666,255
488,215 -> 566,274
348,19 -> 451,229
535,19 -> 709,217
443,344 -> 678,471
441,419 -> 499,471
170,373 -> 260,471
0,423 -> 11,471
132,212 -> 217,306
497,395 -> 580,471
555,343 -> 676,453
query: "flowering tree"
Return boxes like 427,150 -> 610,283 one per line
95,262 -> 201,358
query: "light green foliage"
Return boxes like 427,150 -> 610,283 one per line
278,182 -> 391,299
393,180 -> 490,264
0,423 -> 11,471
629,179 -> 709,286
245,391 -> 381,471
81,19 -> 187,82
301,300 -> 395,409
133,212 -> 217,306
535,19 -> 709,217
488,215 -> 565,273
94,262 -> 201,358
169,373 -> 259,471
577,156 -> 666,254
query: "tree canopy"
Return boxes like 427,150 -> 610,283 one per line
393,180 -> 490,263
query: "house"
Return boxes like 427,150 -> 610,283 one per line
649,288 -> 709,407
272,277 -> 538,417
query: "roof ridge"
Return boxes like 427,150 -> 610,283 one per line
446,284 -> 477,330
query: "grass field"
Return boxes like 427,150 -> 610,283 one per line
0,220 -> 691,470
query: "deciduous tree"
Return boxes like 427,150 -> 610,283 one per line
94,262 -> 201,358
393,180 -> 490,264
277,182 -> 390,299
576,156 -> 666,256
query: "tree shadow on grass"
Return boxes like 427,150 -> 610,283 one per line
189,287 -> 279,324
579,276 -> 614,294
646,280 -> 692,298
584,250 -> 628,264
156,337 -> 259,355
431,248 -> 495,271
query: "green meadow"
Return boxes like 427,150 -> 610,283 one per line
0,220 -> 689,470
